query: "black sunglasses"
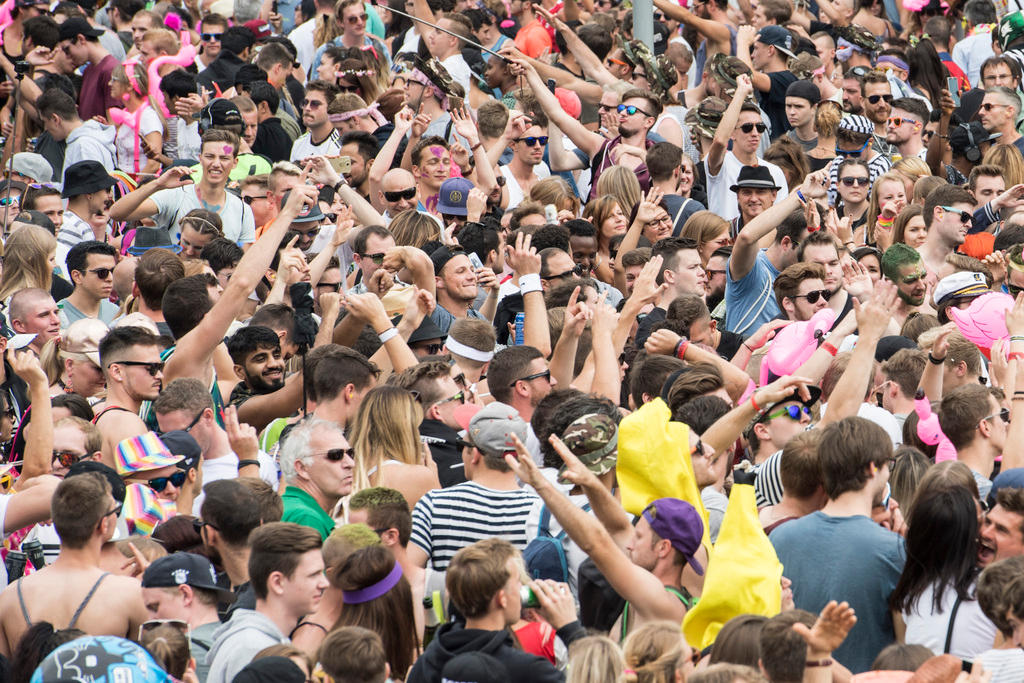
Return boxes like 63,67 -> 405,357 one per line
514,136 -> 548,146
106,502 -> 124,518
110,360 -> 165,376
543,263 -> 584,280
243,194 -> 267,205
510,369 -> 551,387
983,408 -> 1011,424
414,342 -> 443,355
87,267 -> 114,279
840,176 -> 870,187
317,448 -> 355,461
384,187 -> 417,202
317,282 -> 343,292
791,289 -> 832,304
867,93 -> 893,104
149,470 -> 188,492
739,122 -> 767,134
359,252 -> 386,265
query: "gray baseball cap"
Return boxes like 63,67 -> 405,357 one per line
464,402 -> 529,458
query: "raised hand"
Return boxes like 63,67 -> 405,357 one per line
507,231 -> 541,278
155,165 -> 194,190
223,405 -> 259,462
792,600 -> 857,657
451,106 -> 481,147
393,106 -> 416,136
842,260 -> 873,301
562,286 -> 591,337
634,187 -> 665,225
503,433 -> 546,489
629,254 -> 669,308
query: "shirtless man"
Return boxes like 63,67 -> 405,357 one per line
0,472 -> 148,656
94,326 -> 164,466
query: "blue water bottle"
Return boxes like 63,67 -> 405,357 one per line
514,312 -> 525,345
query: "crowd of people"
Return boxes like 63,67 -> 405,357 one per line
0,0 -> 1022,679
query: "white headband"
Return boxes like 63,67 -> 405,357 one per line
444,338 -> 494,362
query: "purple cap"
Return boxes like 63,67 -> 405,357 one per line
642,498 -> 704,575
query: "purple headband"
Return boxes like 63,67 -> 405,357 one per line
341,561 -> 403,604
876,55 -> 909,72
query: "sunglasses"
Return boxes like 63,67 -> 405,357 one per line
345,12 -> 368,22
791,289 -> 832,304
767,404 -> 812,421
149,470 -> 188,493
201,32 -> 222,41
618,104 -> 652,117
598,103 -> 616,112
301,99 -> 325,109
384,187 -> 417,202
836,140 -> 870,156
192,518 -> 218,535
543,263 -> 584,280
243,194 -> 268,205
110,360 -> 165,376
317,448 -> 355,461
867,93 -> 893,104
983,408 -> 1011,424
434,391 -> 465,407
359,252 -> 386,265
939,206 -> 972,224
317,282 -> 343,292
338,84 -> 361,93
605,57 -> 628,67
515,136 -> 548,146
981,102 -> 1011,112
415,343 -> 443,355
0,197 -> 19,206
106,501 -> 124,518
52,449 -> 86,469
87,267 -> 113,279
739,122 -> 767,134
689,439 -> 705,456
840,176 -> 870,187
510,369 -> 551,386
887,116 -> 917,127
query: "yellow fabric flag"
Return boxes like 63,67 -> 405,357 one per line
682,483 -> 783,650
617,397 -> 709,547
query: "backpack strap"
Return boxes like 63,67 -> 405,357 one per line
538,505 -> 553,538
555,503 -> 591,541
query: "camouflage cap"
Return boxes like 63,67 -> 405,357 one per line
629,39 -> 674,99
559,413 -> 618,482
709,54 -> 751,94
687,97 -> 727,140
787,53 -> 823,81
1000,11 -> 1024,50
835,24 -> 879,54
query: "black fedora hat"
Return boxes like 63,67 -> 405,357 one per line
729,165 -> 781,193
62,161 -> 116,199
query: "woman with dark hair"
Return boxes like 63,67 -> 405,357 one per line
890,480 -> 997,658
331,545 -> 420,680
10,623 -> 85,683
151,515 -> 208,556
907,40 -> 949,110
707,614 -> 767,668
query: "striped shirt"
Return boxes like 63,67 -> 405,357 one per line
754,451 -> 784,508
411,481 -> 539,572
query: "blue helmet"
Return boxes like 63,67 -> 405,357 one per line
31,635 -> 171,683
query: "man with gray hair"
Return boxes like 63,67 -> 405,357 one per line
980,86 -> 1024,155
280,417 -> 354,540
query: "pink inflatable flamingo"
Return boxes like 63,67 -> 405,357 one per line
914,389 -> 957,463
760,308 -> 836,386
0,0 -> 16,47
949,291 -> 1014,361
147,34 -> 197,118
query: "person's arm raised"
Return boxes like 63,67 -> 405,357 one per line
165,184 -> 319,383
1002,295 -> 1024,471
818,281 -> 899,427
506,435 -> 685,623
452,106 -> 498,197
504,53 -> 606,159
350,291 -> 419,376
303,156 -> 386,228
506,231 -> 550,357
700,375 -> 815,459
8,350 -> 52,482
652,0 -> 732,46
735,26 -> 771,92
707,74 -> 753,176
108,165 -> 193,222
644,328 -> 752,402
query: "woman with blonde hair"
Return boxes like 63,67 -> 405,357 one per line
681,211 -> 731,265
530,176 -> 579,217
982,144 -> 1024,187
595,166 -> 642,217
40,318 -> 107,398
891,156 -> 932,200
809,101 -> 842,171
348,385 -> 440,508
567,635 -> 624,683
622,621 -> 695,683
0,224 -> 55,304
389,209 -> 440,249
108,60 -> 165,175
865,172 -> 908,249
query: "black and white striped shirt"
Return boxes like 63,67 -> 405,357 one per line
410,481 -> 539,572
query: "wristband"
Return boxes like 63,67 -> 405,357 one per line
1011,336 -> 1024,343
928,353 -> 945,365
332,179 -> 348,193
750,394 -> 762,413
471,142 -> 484,151
821,342 -> 838,356
237,459 -> 260,469
675,339 -> 689,360
796,189 -> 806,203
877,216 -> 895,228
1010,352 -> 1024,362
378,327 -> 399,343
805,659 -> 833,668
519,273 -> 542,294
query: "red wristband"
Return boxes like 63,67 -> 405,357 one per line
675,339 -> 689,360
822,342 -> 838,356
751,394 -> 761,413
1010,352 -> 1024,362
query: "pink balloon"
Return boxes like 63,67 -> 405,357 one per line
147,33 -> 197,117
950,291 -> 1013,360
914,392 -> 957,463
760,309 -> 836,386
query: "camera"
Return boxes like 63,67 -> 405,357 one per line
13,61 -> 30,76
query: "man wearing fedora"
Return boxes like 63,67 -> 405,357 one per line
705,74 -> 788,225
730,166 -> 781,237
57,161 -> 116,282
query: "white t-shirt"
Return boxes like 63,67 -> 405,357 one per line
498,162 -> 551,210
115,107 -> 163,173
704,150 -> 789,222
903,581 -> 998,660
289,18 -> 316,76
149,184 -> 256,245
176,119 -> 201,162
290,128 -> 342,162
441,54 -> 472,96
191,450 -> 279,516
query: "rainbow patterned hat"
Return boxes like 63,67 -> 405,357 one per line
114,432 -> 183,477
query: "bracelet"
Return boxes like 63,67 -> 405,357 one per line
237,459 -> 260,469
877,216 -> 895,228
1011,336 -> 1024,342
805,659 -> 833,668
1010,352 -> 1024,362
750,394 -> 762,413
519,273 -> 542,294
821,342 -> 838,356
928,353 -> 945,365
675,338 -> 690,360
742,342 -> 753,352
471,142 -> 484,151
332,179 -> 348,193
796,189 -> 806,203
378,326 -> 399,343
1013,396 -> 1024,401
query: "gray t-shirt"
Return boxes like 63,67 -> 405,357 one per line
58,298 -> 119,328
771,512 -> 906,673
149,185 -> 256,246
785,128 -> 817,152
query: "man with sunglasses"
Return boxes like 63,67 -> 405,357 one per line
827,116 -> 892,206
95,326 -> 164,466
773,262 -> 830,322
58,241 -> 119,328
196,15 -> 227,70
939,384 -> 1011,502
499,121 -> 550,210
861,71 -> 893,139
377,169 -> 419,223
280,417 -> 354,540
885,97 -> 929,161
918,185 -> 977,276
